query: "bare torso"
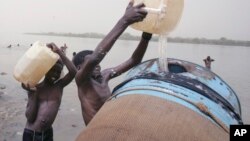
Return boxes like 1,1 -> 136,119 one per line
24,42 -> 77,132
26,83 -> 63,131
76,72 -> 111,125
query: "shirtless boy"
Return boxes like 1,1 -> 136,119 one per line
203,56 -> 215,69
22,43 -> 76,141
73,1 -> 152,125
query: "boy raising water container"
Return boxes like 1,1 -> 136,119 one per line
21,43 -> 76,141
73,1 -> 152,125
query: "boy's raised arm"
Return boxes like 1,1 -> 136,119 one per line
77,1 -> 147,79
104,32 -> 152,79
47,43 -> 77,87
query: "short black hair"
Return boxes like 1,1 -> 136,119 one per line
72,50 -> 93,67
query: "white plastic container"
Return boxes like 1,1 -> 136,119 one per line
130,0 -> 184,34
13,41 -> 59,87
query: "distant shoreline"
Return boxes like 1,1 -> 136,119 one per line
25,32 -> 250,47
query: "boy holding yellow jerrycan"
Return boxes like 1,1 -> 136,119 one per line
14,42 -> 76,141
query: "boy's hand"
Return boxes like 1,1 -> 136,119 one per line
142,32 -> 152,41
46,43 -> 61,54
21,83 -> 37,92
60,44 -> 67,54
122,0 -> 147,25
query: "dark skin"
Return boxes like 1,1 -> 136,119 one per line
203,56 -> 215,69
75,1 -> 152,125
22,43 -> 76,132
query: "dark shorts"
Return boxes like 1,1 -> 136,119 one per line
22,127 -> 53,141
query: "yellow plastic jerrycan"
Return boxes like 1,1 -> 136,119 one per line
13,41 -> 59,87
130,0 -> 184,34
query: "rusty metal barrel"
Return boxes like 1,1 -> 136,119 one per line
76,58 -> 242,141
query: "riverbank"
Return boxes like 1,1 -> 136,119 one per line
25,32 -> 250,47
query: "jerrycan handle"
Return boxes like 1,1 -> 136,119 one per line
143,5 -> 166,14
142,0 -> 167,14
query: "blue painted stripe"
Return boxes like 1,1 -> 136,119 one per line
113,79 -> 240,128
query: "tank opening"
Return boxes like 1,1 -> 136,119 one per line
168,64 -> 187,73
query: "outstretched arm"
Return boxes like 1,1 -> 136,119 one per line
22,83 -> 39,123
104,32 -> 152,80
47,43 -> 77,87
77,1 -> 147,80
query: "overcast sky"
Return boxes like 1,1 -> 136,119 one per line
0,0 -> 250,40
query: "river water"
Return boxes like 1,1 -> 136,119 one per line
0,33 -> 249,140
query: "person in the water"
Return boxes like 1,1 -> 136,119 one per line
203,56 -> 215,69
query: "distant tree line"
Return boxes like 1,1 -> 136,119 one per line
25,32 -> 250,47
167,37 -> 250,47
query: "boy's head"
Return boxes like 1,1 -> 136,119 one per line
45,59 -> 64,84
72,50 -> 93,69
72,50 -> 102,80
